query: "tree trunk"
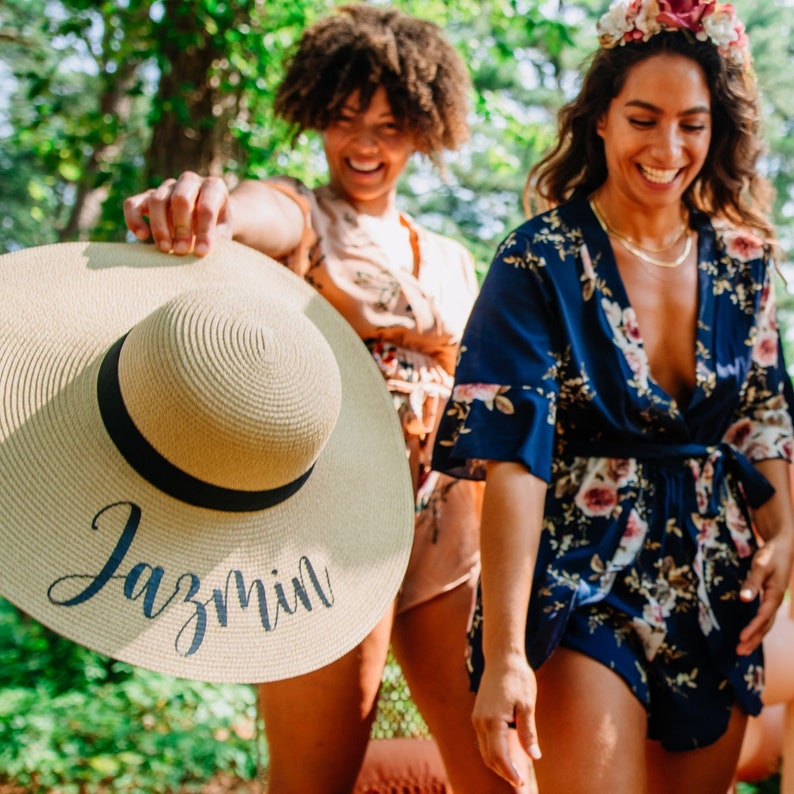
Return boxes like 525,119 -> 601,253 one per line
146,0 -> 244,181
58,67 -> 137,242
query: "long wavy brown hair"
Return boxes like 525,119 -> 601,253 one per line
273,3 -> 471,165
526,32 -> 775,241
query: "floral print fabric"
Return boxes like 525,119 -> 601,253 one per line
432,196 -> 794,747
266,177 -> 483,612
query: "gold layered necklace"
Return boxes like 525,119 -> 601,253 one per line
590,197 -> 692,269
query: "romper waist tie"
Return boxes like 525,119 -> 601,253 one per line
557,440 -> 771,679
563,440 -> 775,510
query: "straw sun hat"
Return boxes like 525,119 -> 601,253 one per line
0,240 -> 413,683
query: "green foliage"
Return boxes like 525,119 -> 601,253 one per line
0,599 -> 427,791
392,0 -> 581,269
0,0 -> 156,250
0,598 -> 263,793
0,0 -> 580,262
4,0 -> 794,269
372,650 -> 430,740
737,777 -> 782,794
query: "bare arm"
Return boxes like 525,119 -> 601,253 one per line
226,179 -> 304,257
738,458 -> 794,655
473,460 -> 547,787
123,172 -> 304,259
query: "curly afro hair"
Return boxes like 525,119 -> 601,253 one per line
273,3 -> 470,163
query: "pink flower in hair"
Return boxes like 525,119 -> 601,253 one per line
597,0 -> 750,68
656,0 -> 715,31
700,3 -> 748,59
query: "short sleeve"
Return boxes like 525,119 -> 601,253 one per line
264,176 -> 317,278
432,230 -> 564,483
724,260 -> 794,463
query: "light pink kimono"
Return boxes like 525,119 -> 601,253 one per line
268,177 -> 482,612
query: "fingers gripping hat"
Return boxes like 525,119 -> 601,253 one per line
0,241 -> 414,683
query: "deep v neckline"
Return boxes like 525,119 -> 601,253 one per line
584,199 -> 709,414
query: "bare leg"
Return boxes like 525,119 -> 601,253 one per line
771,472 -> 794,793
259,608 -> 393,794
734,704 -> 784,787
760,601 -> 794,705
646,707 -> 747,794
729,594 -> 794,791
391,581 -> 531,793
533,647 -> 648,794
783,704 -> 794,794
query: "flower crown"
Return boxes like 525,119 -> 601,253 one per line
597,0 -> 750,68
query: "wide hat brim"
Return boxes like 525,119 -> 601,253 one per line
0,241 -> 413,683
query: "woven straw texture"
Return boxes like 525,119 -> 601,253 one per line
0,240 -> 413,683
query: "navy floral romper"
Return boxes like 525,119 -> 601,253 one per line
432,196 -> 794,750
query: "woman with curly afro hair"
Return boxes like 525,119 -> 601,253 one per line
124,5 -> 529,793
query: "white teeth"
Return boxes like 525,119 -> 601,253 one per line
349,159 -> 381,173
641,165 -> 679,184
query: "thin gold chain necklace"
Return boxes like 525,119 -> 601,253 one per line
591,198 -> 692,269
594,198 -> 688,253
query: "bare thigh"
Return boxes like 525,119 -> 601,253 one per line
645,707 -> 748,794
760,601 -> 794,704
533,647 -> 648,794
259,608 -> 393,794
391,580 -> 531,794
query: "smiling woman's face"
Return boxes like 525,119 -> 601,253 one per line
596,52 -> 712,212
322,85 -> 415,216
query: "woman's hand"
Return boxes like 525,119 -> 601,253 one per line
123,172 -> 232,257
737,460 -> 794,655
737,530 -> 794,655
472,654 -> 541,788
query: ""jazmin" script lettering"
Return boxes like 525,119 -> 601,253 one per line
47,501 -> 335,657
